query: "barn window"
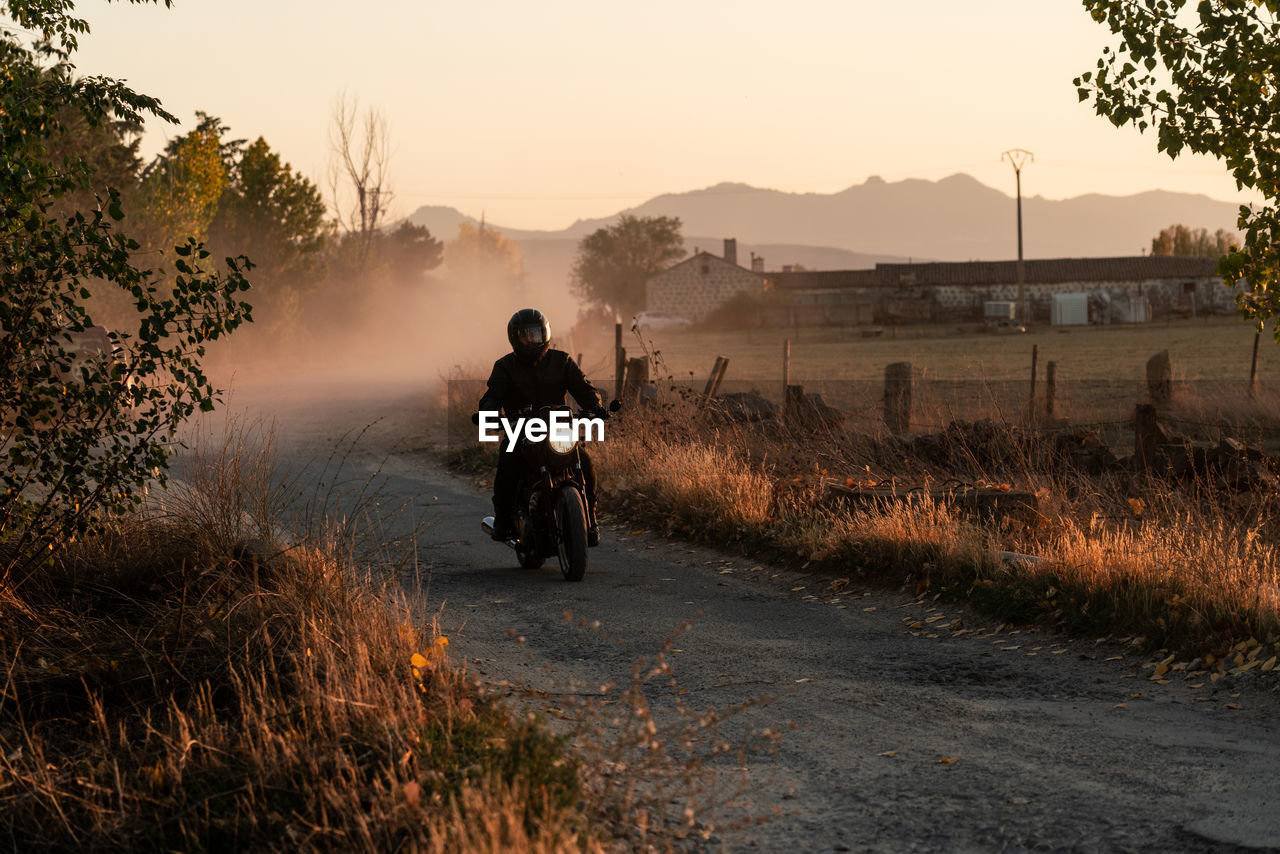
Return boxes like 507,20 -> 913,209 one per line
700,263 -> 710,275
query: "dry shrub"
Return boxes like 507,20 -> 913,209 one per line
0,424 -> 595,852
599,435 -> 772,540
775,498 -> 994,580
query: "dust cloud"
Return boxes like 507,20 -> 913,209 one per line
202,258 -> 592,422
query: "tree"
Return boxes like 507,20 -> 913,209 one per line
1150,224 -> 1238,257
570,215 -> 685,318
444,218 -> 524,290
382,221 -> 443,285
1075,1 -> 1280,330
209,136 -> 328,322
135,117 -> 229,254
1,1 -> 253,583
328,92 -> 392,267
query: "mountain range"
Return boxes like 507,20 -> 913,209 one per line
403,173 -> 1243,284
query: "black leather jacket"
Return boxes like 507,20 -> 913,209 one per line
477,349 -> 603,415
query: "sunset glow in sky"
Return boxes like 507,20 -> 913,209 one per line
72,0 -> 1253,231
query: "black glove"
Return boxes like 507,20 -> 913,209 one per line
592,406 -> 610,421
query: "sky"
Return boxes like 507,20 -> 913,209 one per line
67,0 -> 1254,232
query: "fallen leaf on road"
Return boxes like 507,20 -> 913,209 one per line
938,757 -> 957,764
1263,656 -> 1277,672
1225,703 -> 1242,710
1113,703 -> 1128,710
1011,796 -> 1031,805
1187,683 -> 1205,689
1104,655 -> 1123,662
630,530 -> 643,535
795,678 -> 812,683
878,750 -> 898,757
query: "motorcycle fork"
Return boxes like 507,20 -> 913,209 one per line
540,466 -> 562,547
574,458 -> 597,528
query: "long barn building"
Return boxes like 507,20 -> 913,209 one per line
645,244 -> 1230,326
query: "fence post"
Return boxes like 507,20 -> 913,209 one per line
614,323 -> 624,401
1134,403 -> 1161,471
710,356 -> 730,397
884,362 -> 912,435
1029,344 -> 1039,406
784,384 -> 804,423
782,339 -> 791,401
1146,349 -> 1172,405
1045,361 -> 1057,420
622,356 -> 649,404
1250,329 -> 1261,398
702,356 -> 724,398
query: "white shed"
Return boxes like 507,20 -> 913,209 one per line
1051,293 -> 1089,326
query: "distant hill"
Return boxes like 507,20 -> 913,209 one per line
403,173 -> 1242,266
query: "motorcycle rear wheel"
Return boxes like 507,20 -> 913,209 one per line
555,489 -> 588,582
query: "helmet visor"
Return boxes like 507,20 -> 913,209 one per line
514,324 -> 548,349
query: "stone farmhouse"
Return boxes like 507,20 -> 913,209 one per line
646,244 -> 1230,326
645,239 -> 765,322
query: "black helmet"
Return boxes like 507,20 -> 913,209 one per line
507,308 -> 551,361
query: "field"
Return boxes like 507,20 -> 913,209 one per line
576,316 -> 1276,385
568,317 -> 1280,453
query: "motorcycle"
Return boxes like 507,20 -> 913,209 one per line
481,400 -> 619,582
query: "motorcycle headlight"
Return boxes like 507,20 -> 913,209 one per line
548,435 -> 577,455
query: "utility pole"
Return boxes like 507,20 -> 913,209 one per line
1002,149 -> 1034,324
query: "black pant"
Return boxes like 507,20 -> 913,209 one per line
493,447 -> 597,526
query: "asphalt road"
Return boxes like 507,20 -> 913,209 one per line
250,381 -> 1280,853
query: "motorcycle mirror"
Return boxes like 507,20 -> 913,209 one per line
608,399 -> 622,413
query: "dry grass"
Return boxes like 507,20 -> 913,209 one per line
0,424 -> 600,852
590,387 -> 1280,661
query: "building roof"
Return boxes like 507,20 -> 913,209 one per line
770,256 -> 1219,290
648,250 -> 764,284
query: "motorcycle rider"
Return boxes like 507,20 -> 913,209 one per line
477,308 -> 608,545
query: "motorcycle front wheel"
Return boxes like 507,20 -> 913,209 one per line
554,489 -> 588,582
